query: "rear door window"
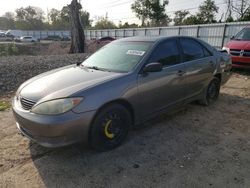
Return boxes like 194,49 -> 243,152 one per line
203,47 -> 212,57
180,38 -> 205,61
148,39 -> 181,67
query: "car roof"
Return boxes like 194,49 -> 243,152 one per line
115,36 -> 197,43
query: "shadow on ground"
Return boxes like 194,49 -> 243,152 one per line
29,93 -> 250,187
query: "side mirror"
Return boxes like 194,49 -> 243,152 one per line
143,62 -> 163,73
230,35 -> 235,40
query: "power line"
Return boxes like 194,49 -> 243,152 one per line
94,0 -> 133,8
102,0 -> 134,8
108,1 -> 229,21
93,0 -> 243,22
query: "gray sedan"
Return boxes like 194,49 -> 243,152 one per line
13,36 -> 232,151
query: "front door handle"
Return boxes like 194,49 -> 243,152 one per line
177,70 -> 186,76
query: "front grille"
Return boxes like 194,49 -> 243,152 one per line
20,97 -> 36,110
230,49 -> 250,57
230,49 -> 240,56
243,50 -> 250,57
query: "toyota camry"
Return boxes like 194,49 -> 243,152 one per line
13,36 -> 232,151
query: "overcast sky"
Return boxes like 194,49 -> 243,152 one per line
0,0 -> 227,24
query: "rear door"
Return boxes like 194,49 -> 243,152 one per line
179,38 -> 214,98
137,39 -> 187,118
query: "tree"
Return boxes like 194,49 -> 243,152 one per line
0,12 -> 15,29
15,6 -> 45,29
49,8 -> 61,24
148,0 -> 171,26
182,15 -> 201,25
231,0 -> 250,20
94,17 -> 116,29
60,6 -> 71,24
131,0 -> 170,26
4,12 -> 15,20
173,10 -> 189,25
69,0 -> 85,53
118,21 -> 139,28
224,0 -> 233,21
131,0 -> 151,26
225,15 -> 234,22
48,7 -> 70,29
80,11 -> 92,28
0,17 -> 14,30
196,0 -> 219,24
240,8 -> 250,21
47,6 -> 91,30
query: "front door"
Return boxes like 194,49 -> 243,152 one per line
137,39 -> 187,119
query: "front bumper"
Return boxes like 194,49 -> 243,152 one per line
231,56 -> 250,68
12,98 -> 96,148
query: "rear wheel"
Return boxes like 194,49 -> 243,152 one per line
199,77 -> 220,106
89,104 -> 132,151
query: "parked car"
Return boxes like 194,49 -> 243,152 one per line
61,36 -> 71,41
97,36 -> 115,43
0,32 -> 6,41
5,29 -> 23,38
18,36 -> 38,42
223,27 -> 250,68
43,35 -> 62,41
0,32 -> 14,41
13,36 -> 232,151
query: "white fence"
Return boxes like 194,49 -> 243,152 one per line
20,30 -> 70,39
85,21 -> 250,49
5,21 -> 250,48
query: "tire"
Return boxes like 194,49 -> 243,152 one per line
89,104 -> 132,151
199,77 -> 221,106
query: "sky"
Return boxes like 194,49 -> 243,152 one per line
0,0 -> 228,25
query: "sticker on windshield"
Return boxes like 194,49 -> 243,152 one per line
126,50 -> 145,56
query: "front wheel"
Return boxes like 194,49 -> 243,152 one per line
199,77 -> 221,106
89,104 -> 132,151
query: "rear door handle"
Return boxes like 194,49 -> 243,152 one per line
177,70 -> 186,76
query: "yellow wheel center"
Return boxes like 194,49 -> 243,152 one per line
104,120 -> 114,139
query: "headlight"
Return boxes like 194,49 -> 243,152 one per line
31,97 -> 83,115
222,47 -> 230,53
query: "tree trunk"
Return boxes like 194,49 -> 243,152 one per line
69,0 -> 85,53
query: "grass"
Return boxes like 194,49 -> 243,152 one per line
0,101 -> 11,111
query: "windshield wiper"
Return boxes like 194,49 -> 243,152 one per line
86,66 -> 101,70
83,65 -> 113,72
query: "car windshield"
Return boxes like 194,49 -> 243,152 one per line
234,28 -> 250,40
82,41 -> 152,72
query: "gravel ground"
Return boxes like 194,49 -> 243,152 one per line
0,73 -> 250,188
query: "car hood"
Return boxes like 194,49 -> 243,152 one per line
19,65 -> 122,102
225,40 -> 250,50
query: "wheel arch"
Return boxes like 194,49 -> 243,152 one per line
214,73 -> 222,83
87,98 -> 135,144
98,99 -> 134,124
88,98 -> 134,129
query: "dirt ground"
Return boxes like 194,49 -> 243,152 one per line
0,72 -> 250,188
